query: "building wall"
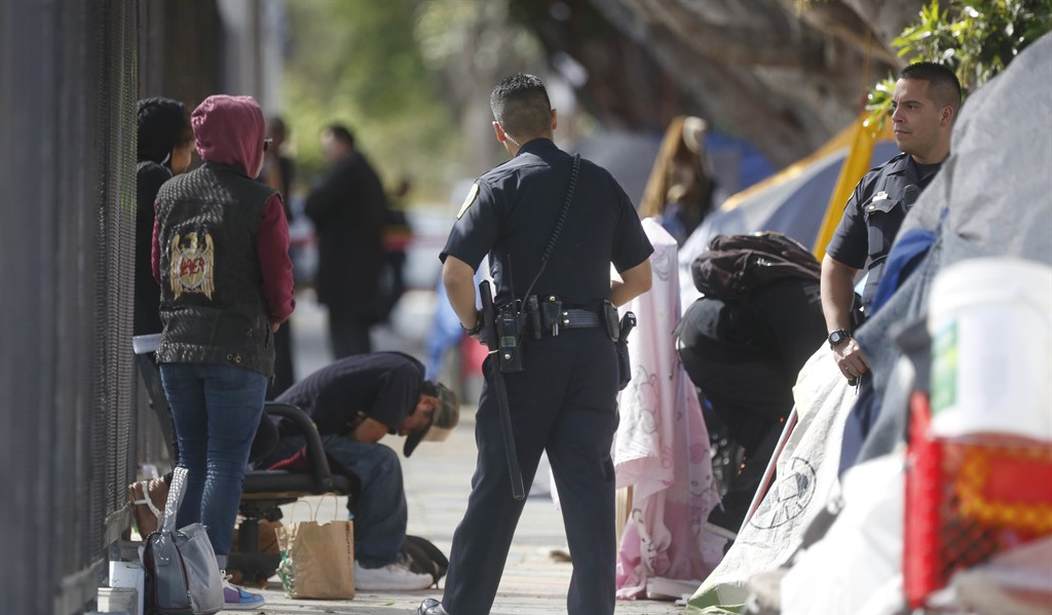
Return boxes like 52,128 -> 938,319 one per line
0,2 -> 282,610
137,0 -> 224,110
216,0 -> 285,113
0,2 -> 140,613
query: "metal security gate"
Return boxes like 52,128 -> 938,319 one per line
0,2 -> 140,613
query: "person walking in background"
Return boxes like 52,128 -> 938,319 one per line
262,116 -> 296,213
135,97 -> 194,336
380,176 -> 414,322
151,95 -> 295,610
263,115 -> 297,398
305,123 -> 388,358
639,116 -> 717,245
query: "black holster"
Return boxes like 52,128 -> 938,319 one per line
602,300 -> 620,342
539,297 -> 562,337
615,311 -> 636,391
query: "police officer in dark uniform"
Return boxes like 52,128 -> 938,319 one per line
821,62 -> 961,381
821,63 -> 961,471
417,73 -> 654,615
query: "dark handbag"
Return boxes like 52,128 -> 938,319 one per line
141,467 -> 224,615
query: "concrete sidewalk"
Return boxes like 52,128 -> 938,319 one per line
246,296 -> 684,614
253,407 -> 682,614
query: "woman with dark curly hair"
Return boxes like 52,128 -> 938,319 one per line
136,97 -> 193,335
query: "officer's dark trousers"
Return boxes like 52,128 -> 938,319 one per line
442,329 -> 619,615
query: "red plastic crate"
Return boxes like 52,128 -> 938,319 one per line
904,392 -> 1052,609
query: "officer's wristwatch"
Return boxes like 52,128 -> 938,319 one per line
462,311 -> 483,336
827,329 -> 851,348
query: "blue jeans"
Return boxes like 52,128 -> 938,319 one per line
326,436 -> 408,567
160,362 -> 267,558
266,434 -> 408,567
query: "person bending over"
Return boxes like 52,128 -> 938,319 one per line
264,352 -> 458,590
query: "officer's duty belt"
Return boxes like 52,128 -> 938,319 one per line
558,308 -> 601,329
523,295 -> 609,338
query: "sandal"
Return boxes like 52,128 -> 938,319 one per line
128,477 -> 168,537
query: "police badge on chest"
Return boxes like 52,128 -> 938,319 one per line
169,230 -> 216,300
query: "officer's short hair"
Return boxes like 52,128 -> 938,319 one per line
490,73 -> 553,139
900,62 -> 962,116
324,123 -> 355,148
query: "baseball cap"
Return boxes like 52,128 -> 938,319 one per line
404,382 -> 459,458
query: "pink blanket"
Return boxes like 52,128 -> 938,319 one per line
614,219 -> 726,598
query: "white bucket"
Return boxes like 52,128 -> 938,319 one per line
96,586 -> 136,614
131,333 -> 161,355
108,560 -> 144,615
927,258 -> 1052,441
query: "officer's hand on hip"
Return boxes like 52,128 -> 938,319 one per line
461,309 -> 494,348
832,337 -> 870,380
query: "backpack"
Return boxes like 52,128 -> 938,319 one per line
691,232 -> 820,300
402,535 -> 449,587
141,467 -> 224,615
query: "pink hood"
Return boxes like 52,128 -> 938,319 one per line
191,95 -> 265,177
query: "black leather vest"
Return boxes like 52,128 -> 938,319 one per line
154,162 -> 277,376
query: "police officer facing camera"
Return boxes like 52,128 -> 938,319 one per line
417,73 -> 653,615
821,62 -> 961,381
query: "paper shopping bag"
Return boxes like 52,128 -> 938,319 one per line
275,519 -> 355,599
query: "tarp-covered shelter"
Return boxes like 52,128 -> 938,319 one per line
687,30 -> 1052,615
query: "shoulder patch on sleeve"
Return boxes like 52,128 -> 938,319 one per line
456,182 -> 479,219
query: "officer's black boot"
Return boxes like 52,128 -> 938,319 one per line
417,598 -> 450,615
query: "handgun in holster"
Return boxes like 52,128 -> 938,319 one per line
615,310 -> 636,391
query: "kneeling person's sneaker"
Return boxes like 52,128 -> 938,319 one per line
354,557 -> 433,591
223,579 -> 265,610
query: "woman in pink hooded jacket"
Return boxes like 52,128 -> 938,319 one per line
151,94 -> 295,610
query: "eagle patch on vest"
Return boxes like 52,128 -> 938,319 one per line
169,230 -> 216,300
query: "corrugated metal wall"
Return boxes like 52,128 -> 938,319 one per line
0,2 -> 140,613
